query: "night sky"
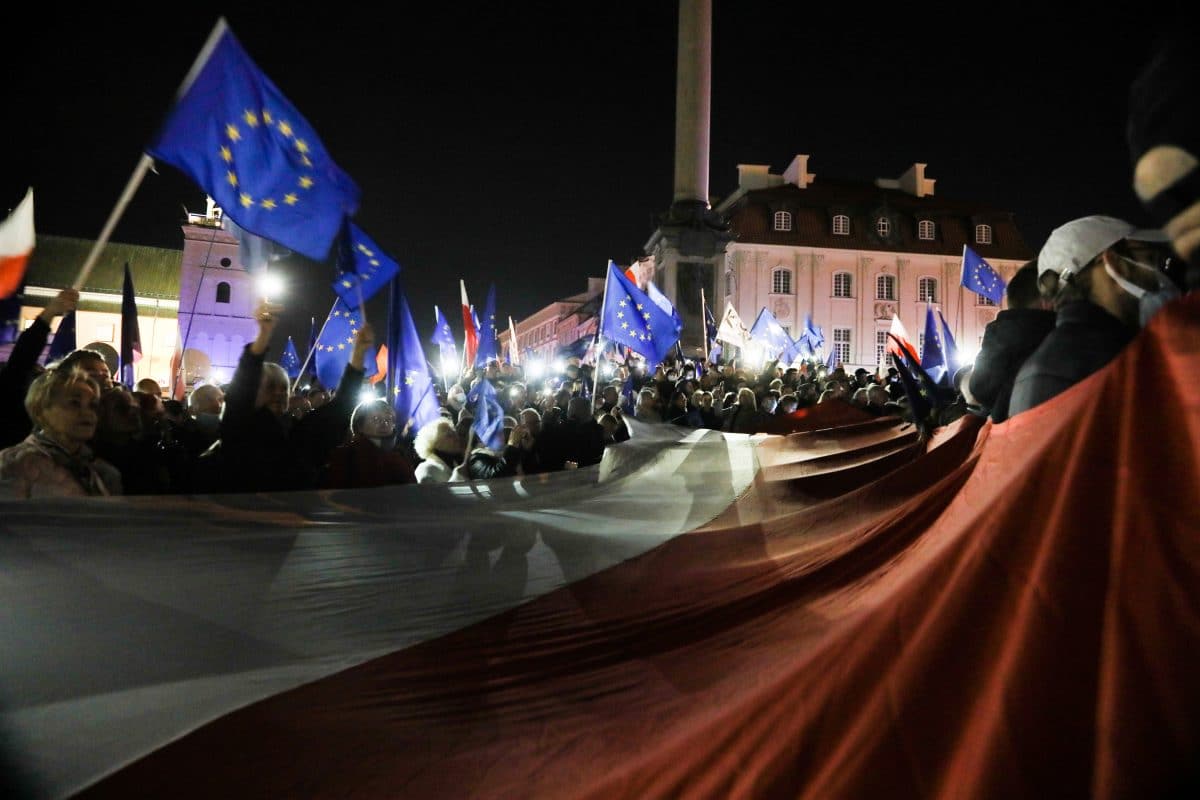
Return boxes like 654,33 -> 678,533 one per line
7,5 -> 1175,354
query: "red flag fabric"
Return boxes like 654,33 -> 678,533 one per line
887,313 -> 920,363
369,344 -> 387,385
460,279 -> 478,370
0,187 -> 35,299
8,295 -> 1199,800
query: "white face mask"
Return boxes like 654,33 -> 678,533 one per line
1105,254 -> 1181,326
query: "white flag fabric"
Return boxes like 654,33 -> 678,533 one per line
715,302 -> 751,349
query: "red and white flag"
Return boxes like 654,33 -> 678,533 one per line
460,279 -> 478,369
887,313 -> 920,364
0,187 -> 35,299
169,324 -> 186,401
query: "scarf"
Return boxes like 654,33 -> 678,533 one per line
28,431 -> 114,496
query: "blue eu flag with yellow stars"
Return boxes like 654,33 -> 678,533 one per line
467,378 -> 505,452
749,307 -> 792,360
279,335 -> 302,380
332,222 -> 401,307
387,277 -> 441,436
598,260 -> 680,365
431,304 -> 458,371
961,245 -> 1007,304
147,19 -> 360,262
313,299 -> 378,391
473,283 -> 498,367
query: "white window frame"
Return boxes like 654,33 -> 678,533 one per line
977,294 -> 997,307
771,268 -> 792,295
773,211 -> 793,232
833,327 -> 852,365
875,330 -> 889,367
833,271 -> 853,298
832,214 -> 850,235
918,220 -> 935,240
876,217 -> 890,238
918,277 -> 938,304
876,274 -> 896,301
975,224 -> 993,245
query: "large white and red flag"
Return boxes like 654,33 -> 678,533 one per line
460,279 -> 479,370
887,312 -> 920,363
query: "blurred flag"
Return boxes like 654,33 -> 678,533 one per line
460,281 -> 478,368
474,283 -> 498,367
313,299 -> 378,391
715,302 -> 751,350
961,245 -> 1007,304
332,222 -> 401,306
387,278 -> 440,436
169,323 -> 186,401
887,314 -> 920,364
598,260 -> 680,366
369,345 -> 388,386
507,317 -> 521,366
279,336 -> 302,380
890,349 -> 931,423
703,298 -> 718,344
646,281 -> 683,334
431,305 -> 458,375
921,305 -> 949,385
825,346 -> 839,372
467,378 -> 505,452
801,313 -> 825,353
748,307 -> 791,360
937,309 -> 962,378
119,263 -> 142,387
45,310 -> 77,364
222,214 -> 276,276
0,187 -> 34,299
146,20 -> 360,262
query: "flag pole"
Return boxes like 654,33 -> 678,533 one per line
290,298 -> 338,394
700,287 -> 710,363
591,337 -> 605,401
73,18 -> 230,291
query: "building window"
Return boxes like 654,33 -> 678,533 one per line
833,271 -> 852,298
725,271 -> 734,297
918,220 -> 935,240
876,330 -> 889,367
975,224 -> 993,245
977,294 -> 997,307
919,332 -> 926,356
215,282 -> 231,304
771,268 -> 792,295
832,214 -> 850,235
773,211 -> 792,232
918,277 -> 938,303
833,328 -> 851,365
876,274 -> 896,301
876,217 -> 890,238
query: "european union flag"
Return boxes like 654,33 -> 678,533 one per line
749,307 -> 792,359
146,20 -> 360,262
703,299 -> 718,344
647,280 -> 683,334
332,223 -> 401,307
961,245 -> 1007,305
825,345 -> 839,372
474,284 -> 498,367
313,299 -> 378,391
598,260 -> 680,365
431,304 -> 458,371
802,313 -> 824,352
937,309 -> 961,377
921,305 -> 948,386
467,378 -> 505,452
387,278 -> 440,436
279,335 -> 302,380
44,310 -> 77,363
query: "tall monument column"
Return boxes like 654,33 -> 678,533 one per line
645,0 -> 731,356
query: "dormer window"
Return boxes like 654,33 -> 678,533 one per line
975,224 -> 993,245
876,217 -> 890,238
773,211 -> 793,232
918,220 -> 935,240
832,214 -> 850,235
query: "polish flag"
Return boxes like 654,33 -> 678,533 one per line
369,344 -> 388,385
0,187 -> 35,300
460,280 -> 478,369
887,313 -> 920,364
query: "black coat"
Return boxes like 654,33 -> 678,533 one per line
969,308 -> 1057,423
0,317 -> 50,449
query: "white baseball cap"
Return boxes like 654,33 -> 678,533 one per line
1037,215 -> 1169,280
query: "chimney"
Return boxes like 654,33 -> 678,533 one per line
736,164 -> 773,191
898,163 -> 935,197
782,155 -> 816,189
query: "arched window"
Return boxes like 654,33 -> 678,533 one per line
918,277 -> 938,303
771,268 -> 792,295
876,217 -> 891,238
876,274 -> 896,301
773,211 -> 793,232
832,214 -> 850,235
975,224 -> 993,245
918,220 -> 935,240
215,281 -> 231,304
833,272 -> 853,298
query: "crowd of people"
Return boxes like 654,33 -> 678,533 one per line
1,22 -> 1195,502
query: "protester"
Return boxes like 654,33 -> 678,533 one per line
0,287 -> 77,448
322,398 -> 417,489
413,417 -> 463,483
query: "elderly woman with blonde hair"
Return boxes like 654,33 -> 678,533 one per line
413,416 -> 464,483
0,368 -> 122,498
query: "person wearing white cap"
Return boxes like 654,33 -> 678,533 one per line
1008,215 -> 1179,417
